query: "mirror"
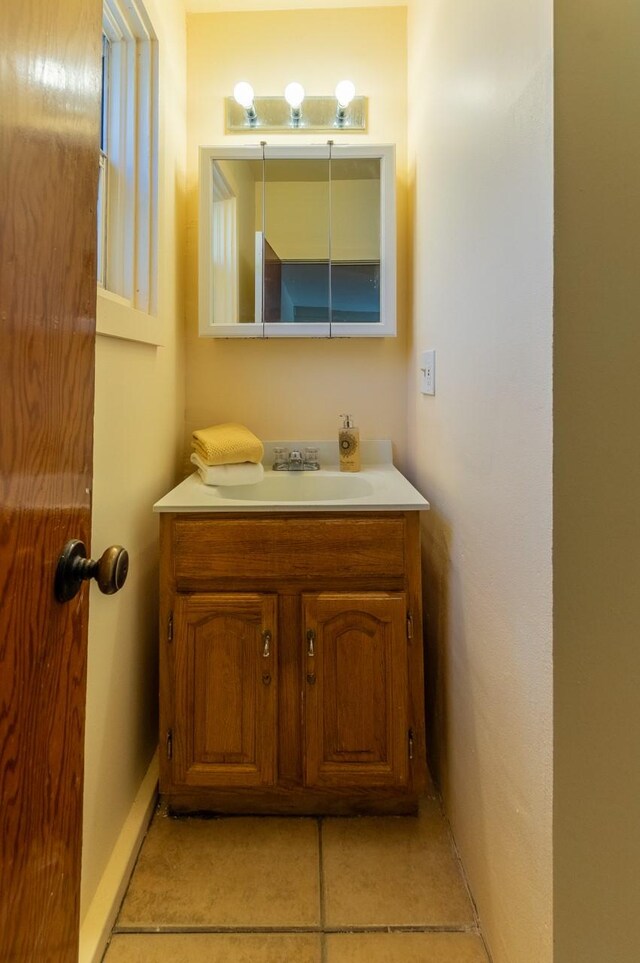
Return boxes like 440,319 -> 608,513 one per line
263,156 -> 330,324
199,145 -> 395,337
209,156 -> 263,326
330,156 -> 381,324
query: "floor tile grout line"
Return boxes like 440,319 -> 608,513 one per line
112,926 -> 324,935
100,797 -> 160,963
480,931 -> 495,963
434,792 -> 484,942
112,923 -> 479,936
318,817 -> 327,963
429,791 -> 490,959
327,924 -> 479,935
110,795 -> 488,959
436,793 -> 477,925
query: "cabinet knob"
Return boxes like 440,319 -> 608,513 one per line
306,629 -> 315,657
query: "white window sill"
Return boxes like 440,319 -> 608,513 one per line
97,288 -> 165,346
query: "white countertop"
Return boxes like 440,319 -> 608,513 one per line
153,440 -> 430,514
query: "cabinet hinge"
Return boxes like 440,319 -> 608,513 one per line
166,729 -> 173,761
406,612 -> 413,641
408,728 -> 414,761
167,613 -> 173,643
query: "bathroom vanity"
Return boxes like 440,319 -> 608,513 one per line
154,442 -> 429,815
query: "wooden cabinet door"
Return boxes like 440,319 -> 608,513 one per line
303,593 -> 409,790
173,594 -> 277,788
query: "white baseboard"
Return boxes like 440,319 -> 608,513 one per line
79,751 -> 159,963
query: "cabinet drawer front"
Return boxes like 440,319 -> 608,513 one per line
172,516 -> 405,583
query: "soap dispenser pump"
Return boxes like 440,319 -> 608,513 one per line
339,414 -> 361,473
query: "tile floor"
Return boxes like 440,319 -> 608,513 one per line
104,794 -> 490,962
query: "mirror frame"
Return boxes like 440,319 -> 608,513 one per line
198,143 -> 396,338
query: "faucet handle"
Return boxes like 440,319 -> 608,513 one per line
272,447 -> 289,469
304,447 -> 320,469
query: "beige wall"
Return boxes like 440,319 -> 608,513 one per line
406,2 -> 553,962
81,0 -> 187,921
259,179 -> 379,262
185,7 -> 408,466
554,1 -> 640,959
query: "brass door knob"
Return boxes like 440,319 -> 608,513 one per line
55,539 -> 129,603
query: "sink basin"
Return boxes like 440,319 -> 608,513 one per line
153,441 -> 430,514
211,471 -> 374,503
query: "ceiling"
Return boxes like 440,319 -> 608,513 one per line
185,0 -> 406,12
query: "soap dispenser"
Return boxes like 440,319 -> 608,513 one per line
339,414 -> 361,473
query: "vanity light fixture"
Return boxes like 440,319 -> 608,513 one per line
233,81 -> 257,124
284,81 -> 305,126
335,79 -> 356,126
226,80 -> 367,132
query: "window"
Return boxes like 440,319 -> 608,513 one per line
99,0 -> 157,315
97,33 -> 109,288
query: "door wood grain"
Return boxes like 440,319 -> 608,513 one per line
0,0 -> 101,959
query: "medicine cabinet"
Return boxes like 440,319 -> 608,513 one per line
198,144 -> 396,338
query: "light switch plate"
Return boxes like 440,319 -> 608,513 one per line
420,350 -> 435,395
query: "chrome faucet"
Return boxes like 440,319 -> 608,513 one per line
272,447 -> 321,471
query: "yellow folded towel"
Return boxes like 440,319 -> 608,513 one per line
191,423 -> 264,466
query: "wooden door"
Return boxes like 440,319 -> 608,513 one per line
0,1 -> 102,959
172,594 -> 278,789
303,593 -> 409,790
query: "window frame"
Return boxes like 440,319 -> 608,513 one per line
97,33 -> 110,289
98,0 -> 159,340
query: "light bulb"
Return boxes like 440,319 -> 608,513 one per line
335,80 -> 356,109
233,81 -> 254,109
284,82 -> 305,109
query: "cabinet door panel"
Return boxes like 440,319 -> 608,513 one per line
304,593 -> 408,790
173,594 -> 277,788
